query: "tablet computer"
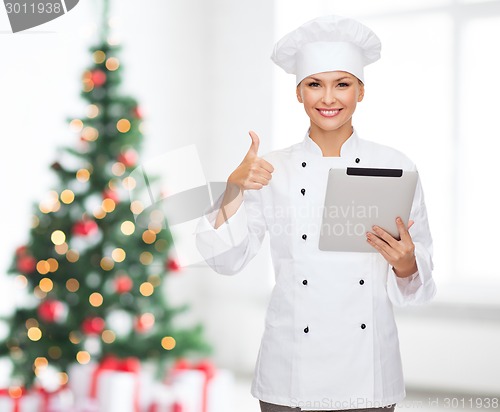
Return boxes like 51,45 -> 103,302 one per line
318,167 -> 418,253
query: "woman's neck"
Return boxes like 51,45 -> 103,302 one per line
309,124 -> 353,157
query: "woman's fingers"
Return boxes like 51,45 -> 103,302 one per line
396,217 -> 412,242
231,131 -> 274,191
370,218 -> 412,246
260,158 -> 275,173
371,225 -> 399,249
366,234 -> 394,260
366,218 -> 417,274
248,169 -> 272,186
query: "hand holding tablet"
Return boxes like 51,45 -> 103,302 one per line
319,167 -> 418,253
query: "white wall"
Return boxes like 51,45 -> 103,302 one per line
396,308 -> 500,395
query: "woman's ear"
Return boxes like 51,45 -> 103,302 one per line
357,83 -> 365,102
296,85 -> 303,103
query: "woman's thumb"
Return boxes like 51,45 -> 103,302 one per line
247,130 -> 260,156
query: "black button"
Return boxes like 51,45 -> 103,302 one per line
302,234 -> 307,240
359,279 -> 364,285
302,162 -> 307,167
355,158 -> 360,163
302,280 -> 308,285
301,188 -> 306,195
304,326 -> 309,333
361,324 -> 366,329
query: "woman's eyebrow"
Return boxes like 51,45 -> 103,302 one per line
307,76 -> 352,82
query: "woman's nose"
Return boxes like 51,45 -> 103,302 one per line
322,88 -> 336,105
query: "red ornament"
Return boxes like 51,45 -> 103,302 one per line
172,402 -> 184,412
166,258 -> 181,272
38,300 -> 66,323
132,106 -> 143,119
114,275 -> 133,294
82,317 -> 105,335
16,245 -> 28,256
17,255 -> 37,274
103,189 -> 120,203
91,70 -> 107,87
117,149 -> 138,168
73,220 -> 99,236
134,313 -> 155,333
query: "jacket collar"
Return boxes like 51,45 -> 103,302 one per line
302,128 -> 359,158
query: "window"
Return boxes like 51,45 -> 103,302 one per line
272,0 -> 500,301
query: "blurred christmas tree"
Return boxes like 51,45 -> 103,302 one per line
0,0 -> 210,389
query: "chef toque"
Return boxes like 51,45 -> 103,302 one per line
271,15 -> 381,85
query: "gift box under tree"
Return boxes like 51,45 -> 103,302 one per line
161,359 -> 235,412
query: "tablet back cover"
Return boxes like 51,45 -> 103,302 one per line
318,168 -> 418,253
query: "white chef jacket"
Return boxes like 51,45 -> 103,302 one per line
195,129 -> 436,411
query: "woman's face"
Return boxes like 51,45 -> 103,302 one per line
296,71 -> 364,136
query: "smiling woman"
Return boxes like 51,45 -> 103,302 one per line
196,13 -> 435,412
296,72 -> 364,157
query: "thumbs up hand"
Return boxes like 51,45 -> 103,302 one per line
228,131 -> 274,191
214,131 -> 274,228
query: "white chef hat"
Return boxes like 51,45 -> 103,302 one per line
271,15 -> 381,85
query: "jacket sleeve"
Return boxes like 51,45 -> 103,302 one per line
195,187 -> 267,275
386,173 -> 437,306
